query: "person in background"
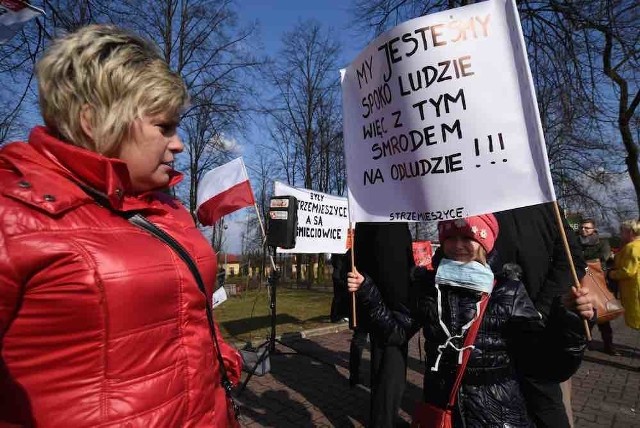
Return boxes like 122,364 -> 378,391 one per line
608,219 -> 640,331
0,25 -> 241,427
494,203 -> 587,428
330,253 -> 350,323
354,222 -> 414,427
578,218 -> 611,263
330,251 -> 369,387
348,323 -> 370,388
348,214 -> 593,428
578,218 -> 617,355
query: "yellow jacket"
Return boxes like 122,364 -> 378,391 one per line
610,239 -> 640,329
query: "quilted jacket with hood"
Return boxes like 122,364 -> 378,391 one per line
356,253 -> 589,428
0,127 -> 241,427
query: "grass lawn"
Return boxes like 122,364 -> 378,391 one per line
214,285 -> 337,344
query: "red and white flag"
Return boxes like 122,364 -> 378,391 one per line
196,157 -> 255,226
1,0 -> 44,45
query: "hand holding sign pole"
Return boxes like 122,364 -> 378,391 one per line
552,201 -> 592,340
341,0 -> 590,339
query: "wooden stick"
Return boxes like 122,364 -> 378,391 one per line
349,223 -> 357,328
552,201 -> 592,341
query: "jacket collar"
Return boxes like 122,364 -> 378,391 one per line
579,233 -> 600,247
1,127 -> 183,214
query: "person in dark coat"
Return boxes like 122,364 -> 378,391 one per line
348,214 -> 593,428
353,222 -> 414,427
494,203 -> 588,428
330,253 -> 350,323
330,251 -> 369,387
578,218 -> 617,355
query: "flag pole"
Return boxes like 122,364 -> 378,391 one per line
552,201 -> 592,341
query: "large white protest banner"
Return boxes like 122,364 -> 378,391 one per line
0,0 -> 44,45
274,181 -> 349,254
341,0 -> 555,223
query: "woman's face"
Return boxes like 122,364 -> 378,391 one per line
442,236 -> 482,263
117,113 -> 184,192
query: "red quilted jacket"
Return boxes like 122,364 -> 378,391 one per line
0,127 -> 241,427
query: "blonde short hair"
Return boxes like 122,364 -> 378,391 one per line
621,219 -> 640,236
36,25 -> 188,156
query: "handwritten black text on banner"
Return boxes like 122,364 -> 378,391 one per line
341,0 -> 555,223
274,181 -> 349,254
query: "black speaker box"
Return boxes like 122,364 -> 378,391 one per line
266,196 -> 298,249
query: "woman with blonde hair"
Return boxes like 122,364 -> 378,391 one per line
0,25 -> 241,426
609,219 -> 640,330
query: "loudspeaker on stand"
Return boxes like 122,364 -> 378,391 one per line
266,196 -> 297,249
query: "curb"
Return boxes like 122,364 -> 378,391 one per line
232,322 -> 351,350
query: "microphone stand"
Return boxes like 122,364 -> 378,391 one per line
237,245 -> 297,393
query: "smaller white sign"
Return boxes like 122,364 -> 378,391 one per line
274,181 -> 350,254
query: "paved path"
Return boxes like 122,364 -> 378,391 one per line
233,317 -> 640,427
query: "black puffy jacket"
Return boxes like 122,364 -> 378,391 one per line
494,203 -> 586,319
356,259 -> 589,428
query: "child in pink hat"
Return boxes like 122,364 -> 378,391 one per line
348,214 -> 594,428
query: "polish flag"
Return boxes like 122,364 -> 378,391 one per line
1,1 -> 45,45
196,158 -> 255,226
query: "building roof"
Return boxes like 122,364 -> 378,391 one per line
222,254 -> 241,263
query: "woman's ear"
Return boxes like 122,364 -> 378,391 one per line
79,105 -> 95,140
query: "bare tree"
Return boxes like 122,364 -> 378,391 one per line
267,20 -> 342,190
0,32 -> 35,143
315,96 -> 345,195
0,8 -> 47,144
265,20 -> 343,284
265,114 -> 300,186
546,1 -> 639,217
241,151 -> 277,282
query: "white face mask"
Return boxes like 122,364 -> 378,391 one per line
435,258 -> 495,294
429,258 -> 494,372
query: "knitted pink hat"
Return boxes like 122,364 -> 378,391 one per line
438,214 -> 499,253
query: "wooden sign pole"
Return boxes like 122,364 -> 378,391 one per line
349,223 -> 357,328
552,201 -> 592,341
